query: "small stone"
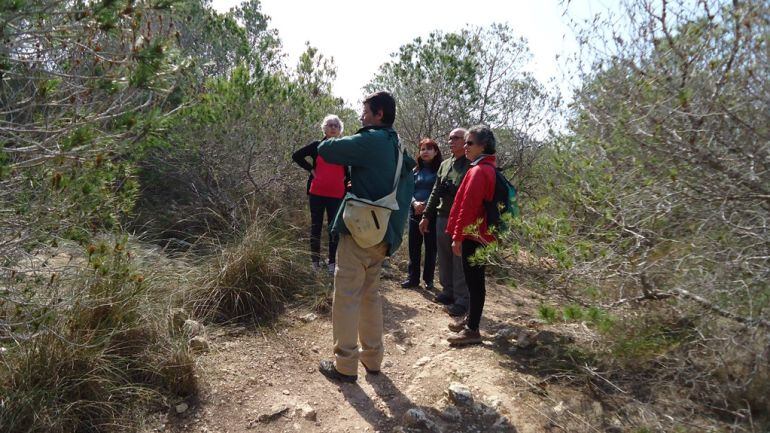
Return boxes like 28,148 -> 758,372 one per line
447,383 -> 473,406
396,344 -> 407,354
300,313 -> 318,323
175,402 -> 189,414
439,405 -> 461,422
413,356 -> 431,368
282,389 -> 290,395
402,408 -> 440,432
295,403 -> 317,421
189,336 -> 210,353
311,345 -> 320,353
183,319 -> 205,337
255,404 -> 289,423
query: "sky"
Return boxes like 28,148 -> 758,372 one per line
210,0 -> 616,107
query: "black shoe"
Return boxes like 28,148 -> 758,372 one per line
434,293 -> 454,305
360,360 -> 380,375
424,282 -> 436,290
318,360 -> 357,383
445,303 -> 468,317
400,279 -> 419,289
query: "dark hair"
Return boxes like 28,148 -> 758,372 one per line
363,91 -> 396,126
467,124 -> 496,155
415,138 -> 443,171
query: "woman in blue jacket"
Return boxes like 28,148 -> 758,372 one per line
402,138 -> 442,289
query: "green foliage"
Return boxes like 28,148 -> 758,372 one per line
538,304 -> 558,323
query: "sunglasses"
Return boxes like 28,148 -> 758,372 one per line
465,140 -> 477,146
326,123 -> 340,128
449,135 -> 464,140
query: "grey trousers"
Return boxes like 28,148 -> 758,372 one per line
436,216 -> 469,308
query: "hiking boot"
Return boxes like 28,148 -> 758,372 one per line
447,328 -> 482,346
360,360 -> 380,375
400,279 -> 419,289
318,360 -> 357,383
445,303 -> 468,317
433,293 -> 454,305
311,262 -> 321,272
327,262 -> 336,275
424,282 -> 436,291
448,315 -> 468,332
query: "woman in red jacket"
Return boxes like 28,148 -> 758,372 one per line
445,125 -> 498,346
292,115 -> 348,274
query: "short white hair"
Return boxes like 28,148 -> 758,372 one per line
321,114 -> 344,134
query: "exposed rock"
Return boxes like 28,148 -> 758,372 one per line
515,330 -> 535,349
439,405 -> 461,422
183,319 -> 205,337
174,402 -> 188,414
294,403 -> 317,421
189,336 -> 210,353
413,356 -> 431,368
251,404 -> 289,425
402,408 -> 441,432
447,383 -> 473,406
299,313 -> 318,323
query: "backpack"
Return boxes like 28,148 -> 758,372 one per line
342,141 -> 405,248
484,168 -> 519,234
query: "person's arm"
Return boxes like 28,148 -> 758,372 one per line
291,141 -> 318,172
318,133 -> 378,168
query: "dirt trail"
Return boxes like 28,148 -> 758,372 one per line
155,269 -> 611,433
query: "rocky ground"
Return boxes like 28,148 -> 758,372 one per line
146,264 -> 723,433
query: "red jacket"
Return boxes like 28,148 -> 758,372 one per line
309,154 -> 346,199
446,154 -> 497,244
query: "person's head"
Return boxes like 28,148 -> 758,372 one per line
415,138 -> 442,171
447,128 -> 467,158
360,91 -> 396,127
321,114 -> 343,138
464,125 -> 496,161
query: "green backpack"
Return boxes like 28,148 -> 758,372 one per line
484,168 -> 519,234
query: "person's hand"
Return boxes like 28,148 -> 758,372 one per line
414,201 -> 426,215
419,218 -> 429,234
451,240 -> 462,256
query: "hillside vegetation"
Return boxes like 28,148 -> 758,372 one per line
1,0 -> 767,431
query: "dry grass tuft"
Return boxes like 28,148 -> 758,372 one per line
192,211 -> 320,323
0,236 -> 198,433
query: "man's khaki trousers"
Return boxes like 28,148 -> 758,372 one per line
332,234 -> 388,376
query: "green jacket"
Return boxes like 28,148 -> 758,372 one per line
424,155 -> 469,220
318,126 -> 416,256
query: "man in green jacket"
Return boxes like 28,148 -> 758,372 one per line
420,128 -> 470,317
317,91 -> 415,383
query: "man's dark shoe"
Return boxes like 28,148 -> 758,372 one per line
318,360 -> 357,383
447,328 -> 482,346
434,293 -> 454,305
448,315 -> 468,332
445,303 -> 468,317
360,360 -> 380,375
400,279 -> 419,289
424,282 -> 436,291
